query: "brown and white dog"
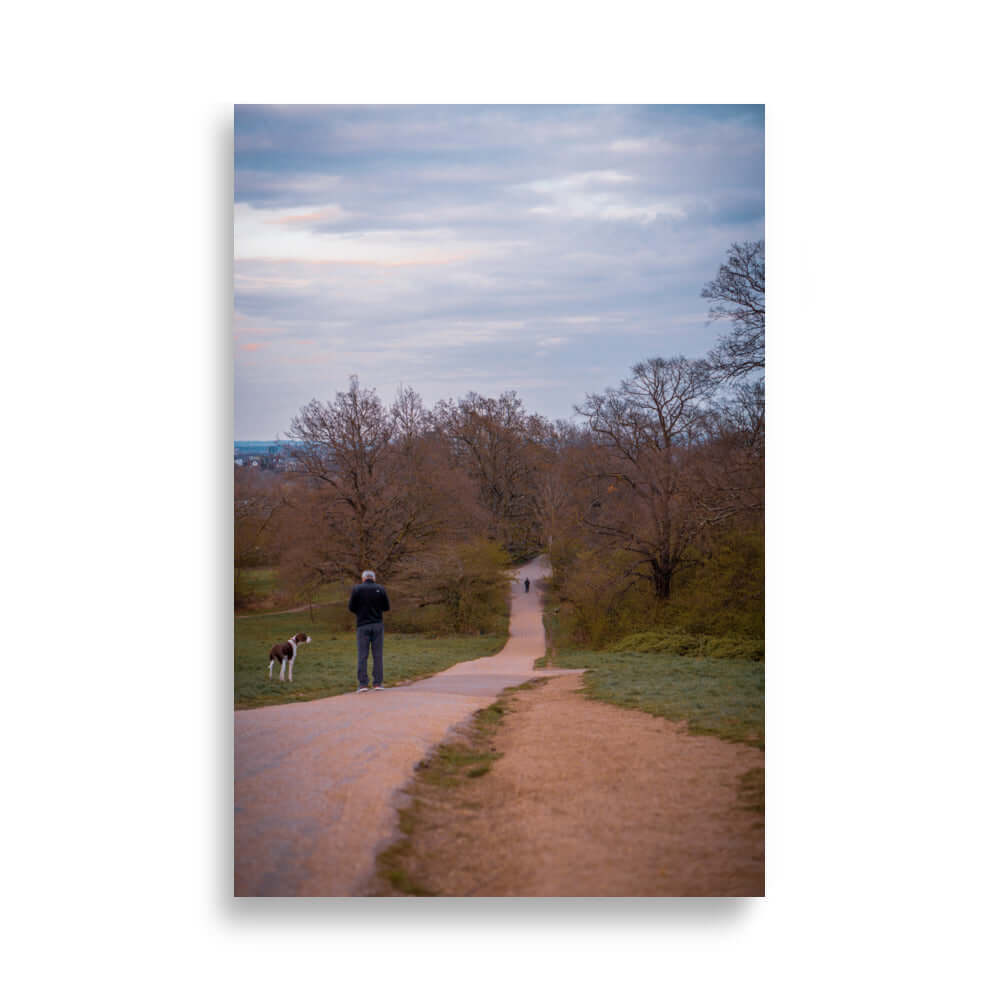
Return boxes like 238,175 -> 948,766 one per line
267,632 -> 311,682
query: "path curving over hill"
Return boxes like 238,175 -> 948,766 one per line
234,555 -> 567,896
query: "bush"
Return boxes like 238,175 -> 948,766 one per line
609,630 -> 704,656
415,539 -> 511,634
607,629 -> 763,661
549,524 -> 763,652
703,635 -> 765,660
552,547 -> 651,647
661,529 -> 764,638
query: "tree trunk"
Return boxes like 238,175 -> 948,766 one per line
652,562 -> 672,599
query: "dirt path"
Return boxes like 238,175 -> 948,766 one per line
234,556 -> 570,896
373,674 -> 764,896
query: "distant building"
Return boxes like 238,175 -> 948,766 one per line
234,441 -> 296,469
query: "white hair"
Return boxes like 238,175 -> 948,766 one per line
361,570 -> 376,581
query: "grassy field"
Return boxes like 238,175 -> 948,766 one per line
541,648 -> 763,749
535,579 -> 763,750
235,567 -> 345,614
234,567 -> 278,600
235,607 -> 508,709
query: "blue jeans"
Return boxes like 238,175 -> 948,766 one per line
356,623 -> 384,687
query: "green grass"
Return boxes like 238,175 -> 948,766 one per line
234,606 -> 508,709
414,740 -> 503,789
546,648 -> 763,749
535,577 -> 763,749
234,567 -> 278,599
234,566 -> 350,615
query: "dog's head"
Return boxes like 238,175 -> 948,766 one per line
292,632 -> 311,645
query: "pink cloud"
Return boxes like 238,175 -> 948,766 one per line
267,205 -> 351,226
235,326 -> 283,336
270,211 -> 326,225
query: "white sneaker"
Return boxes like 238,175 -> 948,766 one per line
374,685 -> 384,691
357,686 -> 369,693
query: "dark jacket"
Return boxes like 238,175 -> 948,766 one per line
348,580 -> 390,627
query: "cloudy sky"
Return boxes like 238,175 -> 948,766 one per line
234,105 -> 764,440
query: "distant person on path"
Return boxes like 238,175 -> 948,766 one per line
348,570 -> 390,693
524,578 -> 530,593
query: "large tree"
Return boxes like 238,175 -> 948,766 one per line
575,356 -> 717,598
433,390 -> 542,551
702,239 -> 765,381
285,377 -> 440,581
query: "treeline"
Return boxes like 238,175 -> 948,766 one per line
235,241 -> 764,648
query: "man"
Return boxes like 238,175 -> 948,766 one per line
524,578 -> 530,593
348,569 -> 391,693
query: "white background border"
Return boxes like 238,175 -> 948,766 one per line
5,2 -> 997,996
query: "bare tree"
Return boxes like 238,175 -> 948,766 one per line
691,378 -> 765,526
709,378 -> 764,461
575,356 -> 716,598
433,390 -> 540,550
285,376 -> 440,582
702,239 -> 764,381
532,448 -> 576,551
391,384 -> 432,450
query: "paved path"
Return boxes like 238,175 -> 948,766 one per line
234,555 -> 572,896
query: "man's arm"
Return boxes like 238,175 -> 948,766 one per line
381,588 -> 390,612
348,586 -> 358,613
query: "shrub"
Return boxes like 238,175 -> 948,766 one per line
553,547 -> 652,647
416,539 -> 511,634
659,529 -> 764,638
606,629 -> 763,661
703,635 -> 765,660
